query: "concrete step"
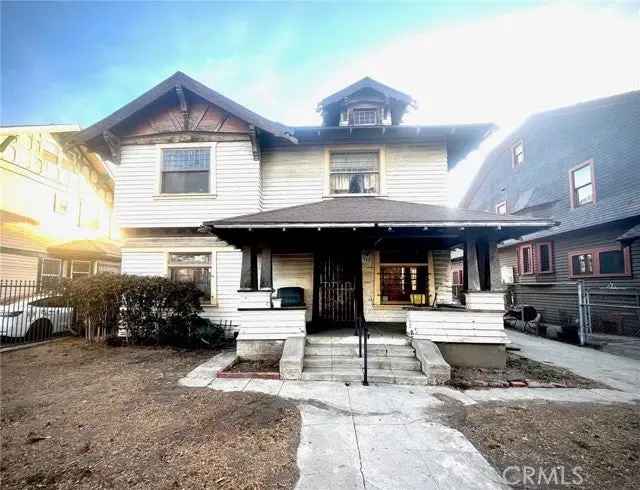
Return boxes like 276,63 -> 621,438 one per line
300,367 -> 430,385
303,355 -> 421,371
304,344 -> 416,358
306,335 -> 410,346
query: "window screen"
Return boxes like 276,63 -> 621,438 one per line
538,244 -> 551,272
161,148 -> 210,194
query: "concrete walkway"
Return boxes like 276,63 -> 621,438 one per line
508,330 -> 640,393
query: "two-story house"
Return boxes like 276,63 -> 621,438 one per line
72,72 -> 553,377
0,124 -> 120,286
462,91 -> 640,340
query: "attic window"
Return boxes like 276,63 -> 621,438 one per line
570,160 -> 595,207
353,109 -> 378,126
495,201 -> 507,215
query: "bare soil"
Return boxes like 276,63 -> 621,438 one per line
224,359 -> 280,373
1,338 -> 301,489
447,402 -> 640,489
450,352 -> 607,389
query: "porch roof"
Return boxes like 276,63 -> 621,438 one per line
47,239 -> 122,261
205,197 -> 556,230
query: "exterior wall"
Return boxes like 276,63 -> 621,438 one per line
272,253 -> 314,321
407,309 -> 508,344
115,141 -> 260,228
260,142 -> 449,211
0,253 -> 39,281
506,218 -> 640,335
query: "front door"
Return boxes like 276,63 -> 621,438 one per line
312,250 -> 362,331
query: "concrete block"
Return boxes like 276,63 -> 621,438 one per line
279,337 -> 305,380
237,339 -> 284,361
437,342 -> 507,368
412,339 -> 451,385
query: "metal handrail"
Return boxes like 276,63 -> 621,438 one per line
355,316 -> 369,386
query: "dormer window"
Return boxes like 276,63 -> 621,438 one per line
353,109 -> 378,126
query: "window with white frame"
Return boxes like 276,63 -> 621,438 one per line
353,109 -> 378,126
40,258 -> 62,289
71,260 -> 92,279
512,141 -> 525,167
496,201 -> 507,215
168,253 -> 212,299
161,147 -> 210,194
329,151 -> 380,195
570,161 -> 595,207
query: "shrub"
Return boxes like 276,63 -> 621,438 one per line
63,274 -> 225,348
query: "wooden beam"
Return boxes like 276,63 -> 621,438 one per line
175,85 -> 189,130
102,130 -> 121,164
214,111 -> 230,132
465,239 -> 481,292
259,246 -> 273,290
120,132 -> 250,146
476,238 -> 490,291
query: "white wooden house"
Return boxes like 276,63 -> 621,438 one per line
71,72 -> 554,379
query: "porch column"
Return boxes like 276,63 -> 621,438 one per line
465,239 -> 481,292
488,240 -> 502,291
240,245 -> 258,290
260,246 -> 273,290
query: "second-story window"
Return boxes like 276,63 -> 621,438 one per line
570,160 -> 595,207
353,109 -> 378,126
161,147 -> 210,194
512,141 -> 525,167
496,201 -> 507,215
330,151 -> 380,194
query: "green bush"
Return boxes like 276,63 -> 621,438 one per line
62,274 -> 225,348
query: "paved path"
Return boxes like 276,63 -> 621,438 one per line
508,330 -> 640,393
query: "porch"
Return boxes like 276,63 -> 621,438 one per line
204,197 -> 555,372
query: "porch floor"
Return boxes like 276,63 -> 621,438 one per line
307,323 -> 408,346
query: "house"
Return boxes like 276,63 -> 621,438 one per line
0,125 -> 120,287
461,91 -> 640,338
71,72 -> 554,378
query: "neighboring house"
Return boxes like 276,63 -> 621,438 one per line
462,91 -> 640,337
72,72 -> 553,369
0,125 -> 120,286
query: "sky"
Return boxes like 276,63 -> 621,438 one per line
2,1 -> 639,205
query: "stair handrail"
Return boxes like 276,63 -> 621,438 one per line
355,316 -> 369,386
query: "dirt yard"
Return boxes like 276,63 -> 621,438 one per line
1,339 -> 301,489
450,352 -> 608,389
447,402 -> 640,489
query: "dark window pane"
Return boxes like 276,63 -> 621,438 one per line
380,265 -> 427,303
539,244 -> 551,272
571,253 -> 593,275
162,171 -> 209,193
575,184 -> 593,205
170,267 -> 211,297
599,250 -> 625,274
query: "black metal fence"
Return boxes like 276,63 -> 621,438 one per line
0,280 -> 73,347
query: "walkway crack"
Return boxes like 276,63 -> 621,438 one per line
347,386 -> 367,489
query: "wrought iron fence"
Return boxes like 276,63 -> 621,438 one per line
0,280 -> 73,347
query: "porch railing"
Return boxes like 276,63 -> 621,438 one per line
355,316 -> 369,386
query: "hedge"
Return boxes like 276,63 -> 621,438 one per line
62,274 -> 225,348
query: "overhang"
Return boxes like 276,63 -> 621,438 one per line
47,239 -> 122,261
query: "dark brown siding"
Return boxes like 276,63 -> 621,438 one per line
505,218 -> 640,335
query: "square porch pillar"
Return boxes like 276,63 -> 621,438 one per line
239,245 -> 258,290
260,246 -> 273,290
465,239 -> 481,292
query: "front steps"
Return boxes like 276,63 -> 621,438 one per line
301,335 -> 432,385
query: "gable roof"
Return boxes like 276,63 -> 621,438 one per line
47,239 -> 121,260
318,77 -> 415,109
71,71 -> 296,146
206,197 -> 555,229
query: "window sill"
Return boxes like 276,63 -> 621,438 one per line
569,273 -> 631,279
323,193 -> 387,199
153,193 -> 217,201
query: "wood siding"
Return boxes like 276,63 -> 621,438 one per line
504,218 -> 640,335
407,310 -> 508,344
0,253 -> 39,281
236,308 -> 306,340
115,142 -> 260,227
